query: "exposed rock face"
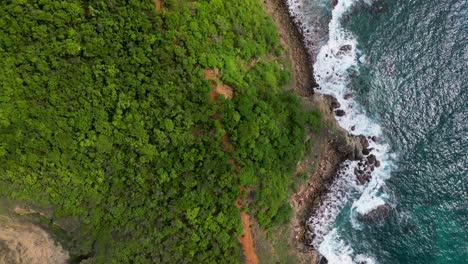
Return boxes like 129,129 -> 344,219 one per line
359,135 -> 369,149
358,204 -> 392,222
330,98 -> 341,110
331,131 -> 364,161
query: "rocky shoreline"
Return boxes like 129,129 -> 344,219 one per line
263,0 -> 384,263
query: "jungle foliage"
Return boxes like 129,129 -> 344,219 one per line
0,0 -> 322,263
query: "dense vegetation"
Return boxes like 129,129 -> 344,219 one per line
0,0 -> 321,263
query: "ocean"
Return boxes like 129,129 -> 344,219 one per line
288,0 -> 468,263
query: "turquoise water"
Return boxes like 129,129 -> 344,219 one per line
289,0 -> 467,262
344,0 -> 467,263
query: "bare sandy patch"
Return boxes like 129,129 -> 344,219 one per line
0,216 -> 69,264
204,69 -> 234,100
204,69 -> 219,80
211,83 -> 234,100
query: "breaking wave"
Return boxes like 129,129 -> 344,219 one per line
287,0 -> 396,263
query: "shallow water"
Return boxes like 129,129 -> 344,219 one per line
289,0 -> 468,262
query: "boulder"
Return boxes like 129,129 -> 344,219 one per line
335,109 -> 346,116
357,173 -> 371,185
367,154 -> 376,165
375,160 -> 381,167
339,45 -> 352,52
358,204 -> 392,222
344,93 -> 353,100
362,148 -> 370,155
319,256 -> 328,264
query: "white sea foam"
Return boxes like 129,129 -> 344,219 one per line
319,229 -> 378,264
287,0 -> 396,263
319,229 -> 355,264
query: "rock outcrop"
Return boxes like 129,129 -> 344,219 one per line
358,204 -> 392,222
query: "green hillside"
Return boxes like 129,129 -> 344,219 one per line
0,0 -> 321,262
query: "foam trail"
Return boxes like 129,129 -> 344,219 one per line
287,0 -> 395,263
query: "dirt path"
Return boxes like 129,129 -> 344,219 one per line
235,195 -> 259,264
205,69 -> 258,263
154,0 -> 161,12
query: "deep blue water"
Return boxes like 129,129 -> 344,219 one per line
339,0 -> 468,263
289,0 -> 467,262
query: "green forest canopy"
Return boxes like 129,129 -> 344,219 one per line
0,0 -> 322,263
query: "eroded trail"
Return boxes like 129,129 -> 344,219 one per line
154,0 -> 161,12
205,69 -> 258,263
235,194 -> 259,264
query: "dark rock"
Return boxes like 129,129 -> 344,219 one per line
358,204 -> 392,222
375,160 -> 381,167
339,45 -> 352,52
362,148 -> 370,155
371,136 -> 378,142
333,131 -> 363,160
351,125 -> 356,131
357,173 -> 371,185
304,232 -> 314,245
335,109 -> 346,116
367,154 -> 376,165
306,223 -> 314,233
319,256 -> 328,264
331,0 -> 338,8
330,99 -> 341,110
359,135 -> 369,148
344,93 -> 353,100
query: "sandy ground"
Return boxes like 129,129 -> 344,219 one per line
0,215 -> 69,264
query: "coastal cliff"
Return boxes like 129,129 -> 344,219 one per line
257,0 -> 368,263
